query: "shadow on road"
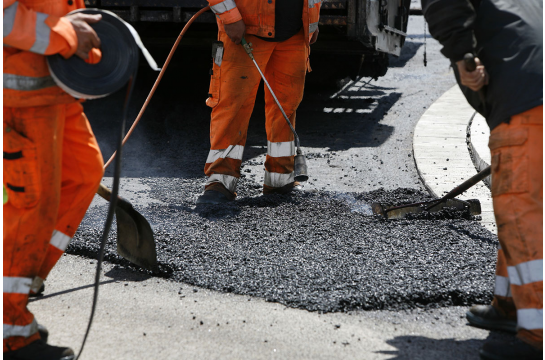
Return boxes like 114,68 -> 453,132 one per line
85,47 -> 405,179
376,331 -> 512,359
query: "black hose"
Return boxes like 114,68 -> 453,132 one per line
75,70 -> 137,360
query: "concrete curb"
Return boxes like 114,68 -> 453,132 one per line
413,86 -> 496,234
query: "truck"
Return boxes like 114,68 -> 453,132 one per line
86,0 -> 411,82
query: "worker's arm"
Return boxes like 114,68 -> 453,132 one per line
208,0 -> 245,44
208,0 -> 242,25
3,0 -> 101,60
422,0 -> 488,91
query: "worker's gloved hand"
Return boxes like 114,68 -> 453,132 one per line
224,19 -> 246,45
65,13 -> 102,60
456,57 -> 489,92
310,27 -> 319,45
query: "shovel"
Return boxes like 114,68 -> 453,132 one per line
96,183 -> 157,271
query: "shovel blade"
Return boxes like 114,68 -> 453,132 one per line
115,205 -> 157,271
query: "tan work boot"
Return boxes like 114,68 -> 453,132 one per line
466,304 -> 517,333
263,181 -> 303,195
196,182 -> 236,205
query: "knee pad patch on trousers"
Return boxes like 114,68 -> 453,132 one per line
3,126 -> 41,208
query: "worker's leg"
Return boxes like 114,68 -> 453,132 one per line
34,103 -> 104,289
491,245 -> 517,318
489,105 -> 543,349
3,105 -> 63,352
204,32 -> 275,194
263,29 -> 308,190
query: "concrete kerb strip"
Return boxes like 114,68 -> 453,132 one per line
413,85 -> 496,234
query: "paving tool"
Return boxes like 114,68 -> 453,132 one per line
241,38 -> 309,182
373,165 -> 491,219
96,183 -> 157,271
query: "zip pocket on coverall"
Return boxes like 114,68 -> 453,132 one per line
3,125 -> 41,208
489,127 -> 529,196
206,41 -> 223,108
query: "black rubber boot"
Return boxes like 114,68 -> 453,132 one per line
29,283 -> 45,297
4,340 -> 74,360
38,323 -> 49,343
466,305 -> 517,333
196,189 -> 234,205
480,337 -> 542,360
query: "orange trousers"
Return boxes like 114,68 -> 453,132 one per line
489,105 -> 543,348
3,103 -> 104,352
204,29 -> 309,194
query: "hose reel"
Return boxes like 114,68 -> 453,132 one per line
47,8 -> 159,99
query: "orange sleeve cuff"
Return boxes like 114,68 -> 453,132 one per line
217,7 -> 242,25
45,16 -> 78,58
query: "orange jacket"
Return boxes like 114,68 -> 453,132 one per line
3,0 -> 83,107
207,0 -> 321,45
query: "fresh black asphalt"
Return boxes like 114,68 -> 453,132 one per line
69,182 -> 497,313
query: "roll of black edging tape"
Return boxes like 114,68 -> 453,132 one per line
47,9 -> 139,99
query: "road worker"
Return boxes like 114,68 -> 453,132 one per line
197,0 -> 321,204
3,0 -> 104,358
423,1 -> 542,359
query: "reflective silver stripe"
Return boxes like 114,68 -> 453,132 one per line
309,22 -> 319,33
4,74 -> 56,91
29,12 -> 50,54
210,0 -> 237,14
264,170 -> 294,188
206,145 -> 244,164
308,0 -> 321,7
494,275 -> 512,298
3,319 -> 38,339
50,230 -> 71,251
30,277 -> 44,293
3,277 -> 32,294
267,141 -> 295,158
3,2 -> 18,37
207,173 -> 238,193
507,259 -> 543,286
517,308 -> 543,330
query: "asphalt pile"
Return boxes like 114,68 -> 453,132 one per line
70,181 -> 498,312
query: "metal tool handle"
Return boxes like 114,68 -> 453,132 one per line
463,53 -> 477,72
96,183 -> 134,212
441,165 -> 491,200
425,166 -> 491,211
463,53 -> 487,114
240,37 -> 301,150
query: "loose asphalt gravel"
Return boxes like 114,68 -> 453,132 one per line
69,181 -> 497,313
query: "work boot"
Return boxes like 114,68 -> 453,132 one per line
4,339 -> 75,360
479,337 -> 542,360
29,283 -> 45,297
263,181 -> 303,195
196,182 -> 236,205
38,323 -> 49,343
466,305 -> 517,333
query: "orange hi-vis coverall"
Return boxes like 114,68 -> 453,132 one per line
204,0 -> 321,193
3,0 -> 104,352
489,105 -> 543,348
